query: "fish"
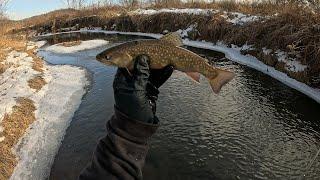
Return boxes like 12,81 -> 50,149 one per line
96,32 -> 235,93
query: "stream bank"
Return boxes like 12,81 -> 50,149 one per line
36,33 -> 320,180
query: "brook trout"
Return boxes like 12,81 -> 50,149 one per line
96,32 -> 235,93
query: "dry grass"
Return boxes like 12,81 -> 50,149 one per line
0,37 -> 26,58
26,49 -> 47,91
102,8 -> 319,87
7,1 -> 320,87
0,98 -> 36,180
0,37 -> 26,75
0,20 -> 27,75
28,75 -> 46,91
150,1 -> 318,16
26,49 -> 44,73
14,6 -> 122,33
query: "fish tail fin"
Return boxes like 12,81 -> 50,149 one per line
209,69 -> 235,94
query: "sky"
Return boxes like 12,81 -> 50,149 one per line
7,0 -> 66,20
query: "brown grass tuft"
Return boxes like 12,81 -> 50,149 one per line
26,49 -> 47,91
0,20 -> 27,75
0,36 -> 25,75
28,75 -> 46,91
26,49 -> 44,73
0,63 -> 8,74
0,98 -> 36,180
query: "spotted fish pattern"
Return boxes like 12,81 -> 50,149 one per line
96,32 -> 235,93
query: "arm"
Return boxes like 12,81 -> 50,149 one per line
79,55 -> 173,180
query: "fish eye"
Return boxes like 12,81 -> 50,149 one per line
106,55 -> 112,60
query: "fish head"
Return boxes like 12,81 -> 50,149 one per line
96,48 -> 133,68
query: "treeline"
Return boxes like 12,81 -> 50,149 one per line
62,0 -> 320,10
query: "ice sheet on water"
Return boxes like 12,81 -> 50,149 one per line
45,39 -> 109,53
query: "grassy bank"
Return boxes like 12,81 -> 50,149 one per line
0,21 -> 48,179
15,1 -> 319,88
0,98 -> 36,180
2,2 -> 320,86
0,20 -> 26,74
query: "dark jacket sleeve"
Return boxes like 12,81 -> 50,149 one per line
79,108 -> 159,180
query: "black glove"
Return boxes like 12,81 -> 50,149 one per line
113,55 -> 173,124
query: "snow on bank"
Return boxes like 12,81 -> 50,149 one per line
11,64 -> 88,180
184,40 -> 320,103
131,8 -> 263,25
0,42 -> 88,179
45,39 -> 108,53
233,45 -> 307,73
177,24 -> 198,38
36,30 -> 320,104
131,8 -> 217,16
274,50 -> 307,72
26,41 -> 47,50
0,51 -> 36,142
221,12 -> 261,25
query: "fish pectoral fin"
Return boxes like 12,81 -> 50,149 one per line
160,32 -> 183,47
185,72 -> 201,83
209,69 -> 235,94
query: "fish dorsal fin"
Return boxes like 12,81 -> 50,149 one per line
160,32 -> 183,47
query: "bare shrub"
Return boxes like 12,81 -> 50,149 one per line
62,0 -> 87,9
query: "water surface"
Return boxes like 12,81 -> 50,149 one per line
37,32 -> 320,180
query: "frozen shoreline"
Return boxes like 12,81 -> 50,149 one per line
0,42 -> 89,179
10,64 -> 88,180
37,30 -> 320,104
45,39 -> 109,53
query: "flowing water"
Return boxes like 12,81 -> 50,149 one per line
36,32 -> 320,180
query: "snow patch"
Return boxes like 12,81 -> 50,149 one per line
231,43 -> 254,51
177,24 -> 198,38
221,12 -> 261,25
80,27 -> 102,31
26,40 -> 47,50
131,8 -> 217,15
0,51 -> 38,141
262,47 -> 272,55
131,8 -> 262,25
0,41 -> 88,179
35,41 -> 47,48
45,39 -> 109,53
10,65 -> 88,180
184,40 -> 319,103
275,50 -> 307,72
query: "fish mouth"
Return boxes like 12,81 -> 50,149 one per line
96,53 -> 104,61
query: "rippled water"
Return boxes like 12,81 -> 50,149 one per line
36,32 -> 320,180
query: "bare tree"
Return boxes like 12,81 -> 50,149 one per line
62,0 -> 87,9
120,0 -> 139,7
0,0 -> 9,19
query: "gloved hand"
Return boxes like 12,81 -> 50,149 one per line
113,55 -> 174,124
